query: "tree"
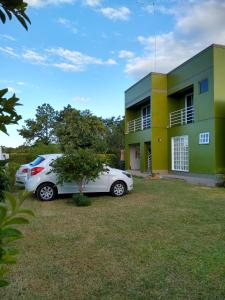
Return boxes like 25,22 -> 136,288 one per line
51,148 -> 104,195
0,89 -> 22,135
0,0 -> 31,30
18,103 -> 58,145
0,0 -> 30,135
55,107 -> 106,153
103,116 -> 125,155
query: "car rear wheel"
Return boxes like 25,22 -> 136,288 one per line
36,183 -> 57,201
110,181 -> 127,197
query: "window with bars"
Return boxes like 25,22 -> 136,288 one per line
172,136 -> 189,172
199,132 -> 210,144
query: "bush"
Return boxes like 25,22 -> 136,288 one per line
72,194 -> 92,207
6,162 -> 21,191
0,166 -> 9,202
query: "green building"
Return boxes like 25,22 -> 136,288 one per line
125,44 -> 225,183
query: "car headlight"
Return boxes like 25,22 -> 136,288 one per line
122,171 -> 132,178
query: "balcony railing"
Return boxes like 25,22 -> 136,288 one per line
169,106 -> 194,127
127,114 -> 151,133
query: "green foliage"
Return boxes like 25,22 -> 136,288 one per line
18,103 -> 58,145
0,191 -> 34,287
0,0 -> 31,30
55,107 -> 106,153
102,116 -> 125,155
5,162 -> 20,191
0,89 -> 22,135
72,194 -> 92,207
0,166 -> 9,202
52,149 -> 105,194
8,143 -> 60,164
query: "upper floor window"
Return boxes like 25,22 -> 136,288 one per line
142,105 -> 150,129
199,78 -> 208,94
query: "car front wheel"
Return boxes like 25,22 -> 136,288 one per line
110,181 -> 127,197
36,183 -> 57,201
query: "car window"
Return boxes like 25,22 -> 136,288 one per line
29,156 -> 45,166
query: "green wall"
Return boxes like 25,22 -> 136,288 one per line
125,45 -> 225,176
167,46 -> 216,174
213,46 -> 225,173
125,129 -> 151,172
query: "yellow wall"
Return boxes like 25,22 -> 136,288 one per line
151,74 -> 168,173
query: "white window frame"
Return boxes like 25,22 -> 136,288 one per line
199,132 -> 210,144
171,135 -> 189,172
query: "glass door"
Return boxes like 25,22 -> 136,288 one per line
172,136 -> 189,172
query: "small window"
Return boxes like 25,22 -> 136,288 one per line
199,78 -> 208,94
199,132 -> 210,144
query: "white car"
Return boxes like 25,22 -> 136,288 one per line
24,154 -> 133,201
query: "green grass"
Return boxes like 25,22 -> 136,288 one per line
1,178 -> 225,299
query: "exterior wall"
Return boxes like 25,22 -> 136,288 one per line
125,44 -> 225,177
125,129 -> 151,172
125,75 -> 151,108
213,46 -> 225,174
125,74 -> 152,172
167,46 -> 216,174
151,74 -> 168,173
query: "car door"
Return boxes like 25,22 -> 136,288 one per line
84,170 -> 110,193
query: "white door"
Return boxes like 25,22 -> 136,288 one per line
172,136 -> 189,172
130,145 -> 140,170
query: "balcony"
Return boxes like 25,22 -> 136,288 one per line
169,105 -> 194,127
126,114 -> 151,133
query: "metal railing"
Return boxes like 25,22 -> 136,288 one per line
127,114 -> 151,133
169,106 -> 194,127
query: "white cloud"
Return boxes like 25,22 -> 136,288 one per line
22,50 -> 47,64
47,47 -> 116,71
83,0 -> 102,7
99,7 -> 131,21
0,34 -> 16,41
7,87 -> 16,94
53,62 -> 82,71
0,46 -> 18,57
124,0 -> 225,79
118,50 -> 135,59
26,0 -> 75,7
72,96 -> 91,103
58,18 -> 78,34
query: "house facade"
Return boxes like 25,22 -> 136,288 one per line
125,44 -> 225,181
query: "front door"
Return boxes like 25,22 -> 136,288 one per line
171,136 -> 189,172
130,144 -> 140,170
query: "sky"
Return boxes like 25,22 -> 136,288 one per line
1,0 -> 225,147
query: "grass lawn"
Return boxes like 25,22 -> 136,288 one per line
1,177 -> 225,299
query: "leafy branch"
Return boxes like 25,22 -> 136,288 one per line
0,88 -> 22,135
0,191 -> 34,287
0,0 -> 31,30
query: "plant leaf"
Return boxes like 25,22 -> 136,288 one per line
4,192 -> 17,212
0,228 -> 23,239
3,217 -> 29,226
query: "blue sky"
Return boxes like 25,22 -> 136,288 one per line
1,0 -> 225,147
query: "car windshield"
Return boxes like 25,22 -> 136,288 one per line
29,156 -> 45,166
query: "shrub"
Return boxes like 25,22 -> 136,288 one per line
0,191 -> 34,287
6,162 -> 21,191
0,166 -> 9,202
72,194 -> 92,207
